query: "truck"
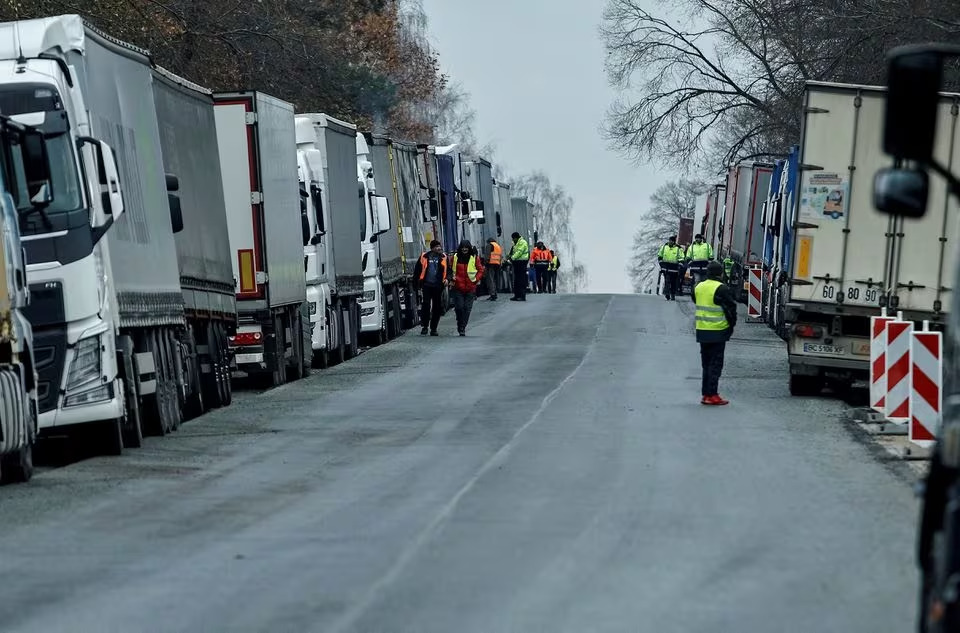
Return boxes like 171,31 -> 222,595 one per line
435,149 -> 459,253
721,161 -> 773,299
0,15 -> 190,454
677,217 -> 694,246
152,66 -> 236,418
784,80 -> 959,396
761,145 -> 800,339
214,92 -> 311,386
492,179 -> 513,291
0,115 -> 50,483
356,132 -> 395,345
295,113 -> 363,367
869,43 -> 960,632
392,140 -> 431,327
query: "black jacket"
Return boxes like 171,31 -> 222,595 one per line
695,280 -> 737,343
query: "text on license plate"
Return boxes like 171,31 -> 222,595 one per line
803,343 -> 845,355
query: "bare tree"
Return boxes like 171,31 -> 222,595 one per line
627,178 -> 704,293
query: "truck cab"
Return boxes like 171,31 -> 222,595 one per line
356,133 -> 391,344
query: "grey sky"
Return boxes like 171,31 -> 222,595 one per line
421,0 -> 671,294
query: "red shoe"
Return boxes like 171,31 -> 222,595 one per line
711,395 -> 729,406
700,396 -> 712,405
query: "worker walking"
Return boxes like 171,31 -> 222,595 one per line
531,241 -> 551,293
508,231 -> 529,301
657,235 -> 684,300
450,240 -> 485,336
686,234 -> 714,286
694,261 -> 737,405
547,250 -> 560,293
414,240 -> 447,336
484,237 -> 502,301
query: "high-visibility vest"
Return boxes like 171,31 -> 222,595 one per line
418,252 -> 447,282
453,254 -> 479,282
694,279 -> 730,331
723,257 -> 734,274
688,242 -> 713,261
548,256 -> 559,271
532,248 -> 550,264
511,238 -> 530,261
658,244 -> 682,263
488,242 -> 502,265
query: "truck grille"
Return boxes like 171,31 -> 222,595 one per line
32,328 -> 67,414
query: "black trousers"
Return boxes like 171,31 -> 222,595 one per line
700,341 -> 726,396
548,270 -> 557,293
512,261 -> 528,299
486,264 -> 500,298
535,264 -> 549,293
660,262 -> 679,298
420,285 -> 443,332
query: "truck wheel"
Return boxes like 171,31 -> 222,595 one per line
789,374 -> 821,397
270,315 -> 287,387
288,310 -> 305,381
1,442 -> 34,484
119,340 -> 143,449
141,333 -> 167,437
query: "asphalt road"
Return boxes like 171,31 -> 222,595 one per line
0,293 -> 919,632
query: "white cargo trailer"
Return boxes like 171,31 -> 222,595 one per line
785,81 -> 959,395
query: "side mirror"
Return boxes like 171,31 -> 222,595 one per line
168,193 -> 184,233
310,233 -> 323,246
78,136 -> 124,224
165,173 -> 180,192
884,50 -> 942,162
374,195 -> 391,234
874,167 -> 929,218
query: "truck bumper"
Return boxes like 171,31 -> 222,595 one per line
38,384 -> 123,432
359,277 -> 382,334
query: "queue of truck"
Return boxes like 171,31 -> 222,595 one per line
0,14 -> 541,484
692,80 -> 959,398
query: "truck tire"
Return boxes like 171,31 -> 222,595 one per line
789,373 -> 821,397
215,324 -> 232,406
270,314 -> 287,387
141,332 -> 167,437
120,350 -> 143,449
1,442 -> 33,483
288,309 -> 305,381
98,417 -> 123,457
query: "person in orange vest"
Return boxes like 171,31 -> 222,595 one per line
413,240 -> 447,336
530,241 -> 551,293
484,237 -> 502,301
449,240 -> 485,336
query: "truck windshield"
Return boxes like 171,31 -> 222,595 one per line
0,84 -> 85,236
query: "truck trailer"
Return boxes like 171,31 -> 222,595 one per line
0,115 -> 49,483
214,91 -> 310,386
295,113 -> 363,367
785,81 -> 959,396
0,15 -> 189,454
152,66 -> 236,420
722,162 -> 773,299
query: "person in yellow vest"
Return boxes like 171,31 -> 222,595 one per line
547,250 -> 560,294
686,234 -> 714,286
484,237 -> 502,301
694,261 -> 738,405
449,240 -> 485,336
657,235 -> 684,301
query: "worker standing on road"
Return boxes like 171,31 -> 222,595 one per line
450,240 -> 485,336
547,250 -> 560,294
686,234 -> 714,287
657,236 -> 683,301
722,255 -> 735,285
414,240 -> 447,336
531,241 -> 551,293
484,237 -> 502,301
695,260 -> 737,405
508,231 -> 529,302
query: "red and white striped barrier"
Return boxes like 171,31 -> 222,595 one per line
747,267 -> 762,319
910,327 -> 942,448
870,314 -> 895,412
884,319 -> 913,423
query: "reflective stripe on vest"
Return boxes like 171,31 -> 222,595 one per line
489,242 -> 502,265
694,279 -> 730,331
453,254 -> 479,282
689,242 -> 712,260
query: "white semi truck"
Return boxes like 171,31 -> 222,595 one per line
214,92 -> 311,386
356,132 -> 393,345
785,80 -> 959,396
0,15 -> 191,454
296,114 -> 363,368
0,115 -> 50,483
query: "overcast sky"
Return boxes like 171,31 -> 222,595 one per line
420,0 -> 673,294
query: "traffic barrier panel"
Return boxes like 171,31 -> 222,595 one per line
870,315 -> 895,412
884,319 -> 913,423
910,329 -> 942,448
747,267 -> 762,319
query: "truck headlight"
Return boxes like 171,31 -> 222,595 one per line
66,335 -> 102,392
308,301 -> 318,316
362,290 -> 376,303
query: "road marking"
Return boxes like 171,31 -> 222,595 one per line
327,296 -> 614,632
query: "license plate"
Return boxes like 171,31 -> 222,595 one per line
234,353 -> 264,365
803,343 -> 845,355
